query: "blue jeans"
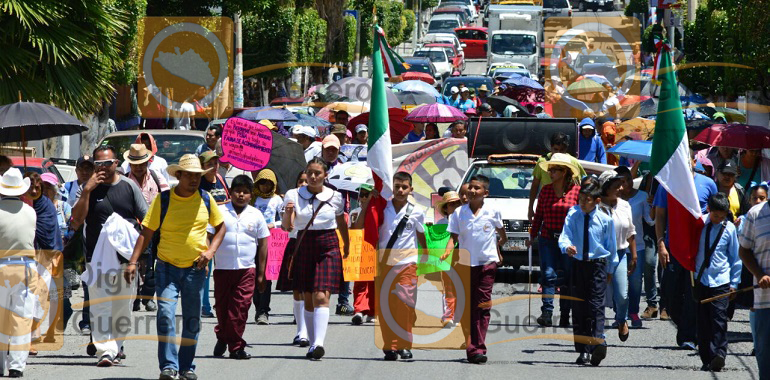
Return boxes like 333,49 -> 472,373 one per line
155,259 -> 206,372
610,249 -> 629,323
338,281 -> 351,306
538,237 -> 572,315
628,245 -> 657,314
202,260 -> 213,314
753,308 -> 770,379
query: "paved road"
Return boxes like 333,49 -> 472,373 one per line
25,280 -> 759,379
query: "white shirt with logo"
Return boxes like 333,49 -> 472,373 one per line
448,203 -> 503,266
378,200 -> 425,266
213,203 -> 271,270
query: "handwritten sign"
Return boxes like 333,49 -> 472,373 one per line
266,228 -> 289,281
342,229 -> 376,282
222,117 -> 273,171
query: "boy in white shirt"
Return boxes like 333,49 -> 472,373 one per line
441,175 -> 506,364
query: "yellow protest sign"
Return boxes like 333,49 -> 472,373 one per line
341,229 -> 376,281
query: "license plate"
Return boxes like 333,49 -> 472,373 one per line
503,239 -> 527,251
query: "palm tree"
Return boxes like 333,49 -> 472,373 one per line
0,0 -> 130,118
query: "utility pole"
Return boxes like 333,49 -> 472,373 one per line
233,11 -> 244,109
355,13 -> 362,76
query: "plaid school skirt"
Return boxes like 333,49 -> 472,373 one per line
276,238 -> 296,291
292,229 -> 342,294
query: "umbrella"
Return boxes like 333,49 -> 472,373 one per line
285,113 -> 332,128
577,74 -> 610,85
607,140 -> 653,162
396,91 -> 437,106
320,76 -> 400,108
638,98 -> 658,117
567,79 -> 608,96
347,108 -> 412,144
237,106 -> 298,122
314,102 -> 369,122
263,131 -> 307,195
693,123 -> 770,150
394,80 -> 440,97
327,161 -> 373,192
486,95 -> 530,116
616,118 -> 655,141
401,72 -> 435,85
0,101 -> 88,167
502,76 -> 544,90
404,104 -> 468,123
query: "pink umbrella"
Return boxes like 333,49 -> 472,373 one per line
404,103 -> 468,123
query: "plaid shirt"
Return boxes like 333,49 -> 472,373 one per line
531,184 -> 580,239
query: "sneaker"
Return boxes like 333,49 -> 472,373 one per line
365,315 -> 377,323
80,324 -> 92,336
256,313 -> 269,325
630,314 -> 642,328
336,304 -> 354,316
640,306 -> 658,319
180,370 -> 197,380
352,313 -> 364,325
159,368 -> 178,380
201,310 -> 215,318
468,354 -> 488,364
441,319 -> 456,328
659,309 -> 671,320
680,341 -> 697,350
536,312 -> 553,327
145,300 -> 158,312
97,355 -> 113,367
229,350 -> 252,360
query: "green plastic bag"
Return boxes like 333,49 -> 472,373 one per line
417,224 -> 452,275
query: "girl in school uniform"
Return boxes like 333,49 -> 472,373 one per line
282,158 -> 350,360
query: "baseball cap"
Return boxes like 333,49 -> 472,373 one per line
355,124 -> 368,133
358,183 -> 374,192
322,134 -> 341,149
450,86 -> 459,94
598,169 -> 624,189
199,150 -> 219,164
294,125 -> 317,139
331,124 -> 347,134
76,155 -> 94,168
41,172 -> 58,186
461,87 -> 470,93
718,160 -> 738,175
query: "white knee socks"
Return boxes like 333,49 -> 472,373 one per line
294,300 -> 308,339
313,307 -> 330,348
304,309 -> 315,345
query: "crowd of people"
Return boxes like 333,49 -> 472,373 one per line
0,116 -> 768,380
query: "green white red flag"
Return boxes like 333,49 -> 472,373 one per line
375,25 -> 409,77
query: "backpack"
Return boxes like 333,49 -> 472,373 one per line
157,189 -> 212,230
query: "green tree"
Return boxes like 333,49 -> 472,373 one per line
0,0 -> 131,118
241,8 -> 295,78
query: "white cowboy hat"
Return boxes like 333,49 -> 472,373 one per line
167,154 -> 213,177
0,168 -> 31,197
537,153 -> 580,176
123,143 -> 153,165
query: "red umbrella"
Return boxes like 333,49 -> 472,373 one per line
401,71 -> 435,85
404,103 -> 468,123
693,123 -> 770,150
346,108 -> 412,144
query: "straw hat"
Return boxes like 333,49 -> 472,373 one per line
435,191 -> 462,217
260,119 -> 278,131
0,168 -> 31,197
167,154 -> 213,177
537,153 -> 580,175
123,143 -> 153,165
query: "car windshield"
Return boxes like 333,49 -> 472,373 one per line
100,134 -> 204,165
406,62 -> 432,73
442,47 -> 456,58
544,0 -> 569,7
414,50 -> 447,63
429,19 -> 460,32
442,78 -> 494,96
491,34 -> 536,55
463,164 -> 533,198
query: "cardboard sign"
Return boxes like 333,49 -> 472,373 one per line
341,229 -> 376,282
265,228 -> 289,281
221,117 -> 273,171
417,224 -> 452,275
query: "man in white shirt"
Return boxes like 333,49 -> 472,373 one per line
210,175 -> 270,360
293,125 -> 321,163
354,172 -> 426,361
174,101 -> 195,130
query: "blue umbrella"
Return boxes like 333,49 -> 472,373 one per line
285,113 -> 332,128
393,80 -> 440,97
237,106 -> 298,122
607,140 -> 653,162
502,76 -> 544,90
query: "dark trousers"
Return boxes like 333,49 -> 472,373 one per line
571,258 -> 608,354
252,280 -> 272,315
696,283 -> 729,365
379,264 -> 418,351
214,268 -> 256,352
462,262 -> 497,358
80,281 -> 91,328
135,251 -> 156,305
662,254 -> 697,345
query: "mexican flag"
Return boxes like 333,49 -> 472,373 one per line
364,24 -> 395,256
375,25 -> 409,77
649,38 -> 704,271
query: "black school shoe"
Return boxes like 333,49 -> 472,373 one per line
214,340 -> 227,357
398,349 -> 413,360
8,369 -> 23,378
468,354 -> 488,364
229,350 -> 252,360
576,353 -> 591,365
384,350 -> 398,361
536,312 -> 553,327
710,355 -> 725,372
590,345 -> 607,366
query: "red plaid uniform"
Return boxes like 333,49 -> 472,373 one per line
292,230 -> 342,293
276,238 -> 296,291
530,184 -> 580,239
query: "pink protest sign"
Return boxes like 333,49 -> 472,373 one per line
221,117 -> 273,171
266,228 -> 289,281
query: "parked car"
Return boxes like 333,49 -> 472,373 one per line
543,0 -> 572,21
11,157 -> 65,184
440,0 -> 478,20
572,0 -> 614,11
441,75 -> 495,97
424,43 -> 465,72
403,57 -> 442,84
413,48 -> 453,80
454,27 -> 488,59
487,62 -> 532,79
433,5 -> 471,26
427,14 -> 464,35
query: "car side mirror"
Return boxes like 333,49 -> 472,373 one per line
434,72 -> 442,78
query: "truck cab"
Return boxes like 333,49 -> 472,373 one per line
486,5 -> 543,79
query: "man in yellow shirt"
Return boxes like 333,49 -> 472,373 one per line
125,154 -> 226,380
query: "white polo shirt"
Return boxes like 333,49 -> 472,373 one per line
283,186 -> 343,231
447,203 -> 503,266
213,203 -> 271,270
378,200 -> 425,266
